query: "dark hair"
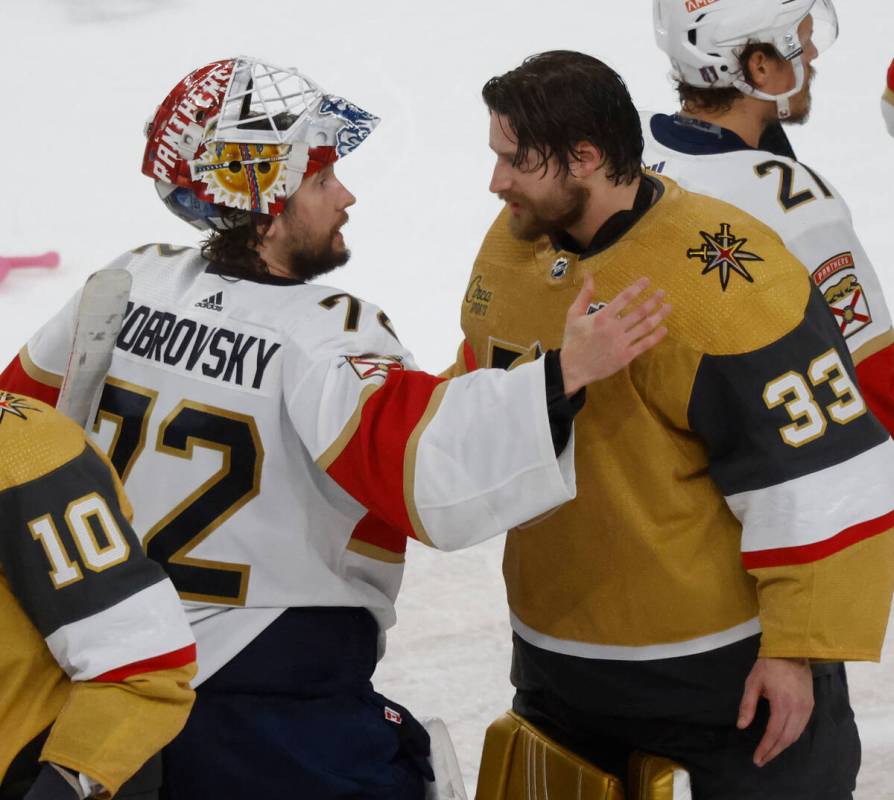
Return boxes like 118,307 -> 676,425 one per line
481,51 -> 643,185
200,216 -> 269,279
676,42 -> 781,114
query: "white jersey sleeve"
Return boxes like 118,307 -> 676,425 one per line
280,289 -> 577,552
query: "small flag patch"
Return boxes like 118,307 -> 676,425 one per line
384,707 -> 402,724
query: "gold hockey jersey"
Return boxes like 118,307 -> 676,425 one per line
449,176 -> 894,662
0,393 -> 196,794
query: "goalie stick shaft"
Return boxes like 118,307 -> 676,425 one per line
57,269 -> 133,429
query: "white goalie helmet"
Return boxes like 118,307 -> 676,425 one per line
653,0 -> 839,118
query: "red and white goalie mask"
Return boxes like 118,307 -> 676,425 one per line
142,56 -> 380,230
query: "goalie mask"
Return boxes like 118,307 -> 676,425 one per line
142,57 -> 380,230
653,0 -> 838,119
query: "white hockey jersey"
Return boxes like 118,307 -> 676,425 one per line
642,111 -> 894,434
6,245 -> 576,683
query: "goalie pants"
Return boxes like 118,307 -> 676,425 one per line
511,633 -> 860,800
161,607 -> 432,800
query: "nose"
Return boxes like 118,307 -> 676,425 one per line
338,181 -> 356,210
804,39 -> 818,63
489,161 -> 510,195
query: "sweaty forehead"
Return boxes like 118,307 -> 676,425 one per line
488,113 -> 518,154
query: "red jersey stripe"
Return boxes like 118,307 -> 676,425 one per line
350,512 -> 408,557
0,354 -> 61,407
742,508 -> 894,569
462,339 -> 477,373
327,369 -> 446,541
90,643 -> 197,683
856,341 -> 894,436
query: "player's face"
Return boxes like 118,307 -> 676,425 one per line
488,113 -> 589,242
266,165 -> 356,281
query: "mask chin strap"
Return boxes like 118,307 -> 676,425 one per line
732,40 -> 807,120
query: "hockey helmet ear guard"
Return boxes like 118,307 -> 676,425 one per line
142,57 -> 380,230
653,0 -> 838,119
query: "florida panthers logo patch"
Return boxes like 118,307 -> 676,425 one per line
812,252 -> 872,338
345,354 -> 404,381
687,223 -> 763,291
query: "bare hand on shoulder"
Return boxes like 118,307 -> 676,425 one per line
737,656 -> 815,767
560,274 -> 671,396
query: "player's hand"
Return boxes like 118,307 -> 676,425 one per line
737,656 -> 814,767
559,274 -> 670,396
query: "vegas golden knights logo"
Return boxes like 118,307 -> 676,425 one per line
0,392 -> 38,424
687,223 -> 763,291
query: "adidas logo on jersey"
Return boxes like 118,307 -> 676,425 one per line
195,291 -> 224,311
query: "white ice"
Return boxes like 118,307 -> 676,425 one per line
2,0 -> 892,795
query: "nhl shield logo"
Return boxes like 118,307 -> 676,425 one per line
551,257 -> 569,279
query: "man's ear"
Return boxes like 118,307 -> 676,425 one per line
568,141 -> 604,179
745,50 -> 778,90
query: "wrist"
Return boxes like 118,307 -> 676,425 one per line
558,348 -> 580,397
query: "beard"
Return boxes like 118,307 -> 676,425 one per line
286,218 -> 351,282
783,66 -> 816,125
503,181 -> 590,242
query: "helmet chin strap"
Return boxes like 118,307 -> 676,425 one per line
732,56 -> 806,120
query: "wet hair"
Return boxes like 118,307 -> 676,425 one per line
481,50 -> 643,185
200,215 -> 269,280
676,42 -> 782,114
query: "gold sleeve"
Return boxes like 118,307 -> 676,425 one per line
40,663 -> 196,796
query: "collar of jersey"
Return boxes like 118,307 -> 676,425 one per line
650,113 -> 754,156
551,174 -> 663,260
205,261 -> 305,286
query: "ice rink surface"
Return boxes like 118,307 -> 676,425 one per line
2,0 -> 892,795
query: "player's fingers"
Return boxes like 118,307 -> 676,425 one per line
626,325 -> 668,359
757,708 -> 807,766
620,289 -> 666,331
737,679 -> 761,730
566,274 -> 595,320
604,277 -> 649,317
626,303 -> 672,342
752,702 -> 788,767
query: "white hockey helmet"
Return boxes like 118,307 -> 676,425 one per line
653,0 -> 838,119
142,56 -> 380,230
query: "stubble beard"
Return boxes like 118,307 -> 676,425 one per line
504,182 -> 591,242
783,66 -> 815,125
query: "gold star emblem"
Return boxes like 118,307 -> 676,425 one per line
687,223 -> 763,290
0,392 -> 38,424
